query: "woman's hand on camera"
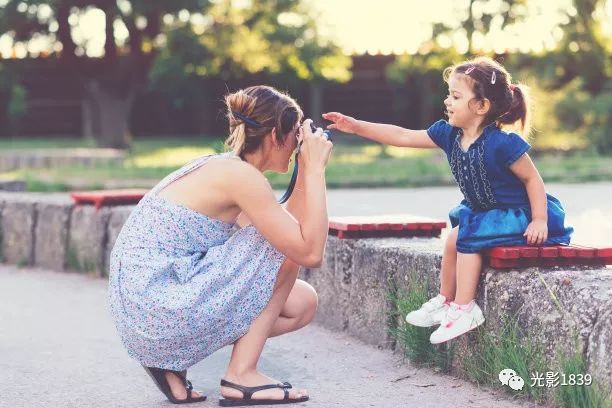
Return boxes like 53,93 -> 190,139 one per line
301,119 -> 333,170
322,112 -> 358,134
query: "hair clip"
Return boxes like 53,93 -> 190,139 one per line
491,71 -> 497,84
232,111 -> 263,128
465,66 -> 475,75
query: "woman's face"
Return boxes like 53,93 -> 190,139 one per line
268,121 -> 301,173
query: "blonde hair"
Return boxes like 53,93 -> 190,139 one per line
224,86 -> 303,157
443,56 -> 532,136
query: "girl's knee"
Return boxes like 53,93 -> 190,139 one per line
445,227 -> 458,251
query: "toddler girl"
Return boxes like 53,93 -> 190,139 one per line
323,56 -> 573,344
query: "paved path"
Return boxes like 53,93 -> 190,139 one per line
0,266 -> 538,408
326,182 -> 612,247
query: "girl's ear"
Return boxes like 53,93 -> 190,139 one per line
477,98 -> 491,116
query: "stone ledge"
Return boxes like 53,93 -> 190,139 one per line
301,236 -> 612,392
0,193 -> 609,393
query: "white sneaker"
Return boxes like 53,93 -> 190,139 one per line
429,301 -> 485,344
405,294 -> 450,327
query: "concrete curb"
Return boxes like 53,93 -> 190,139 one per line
1,192 -> 610,394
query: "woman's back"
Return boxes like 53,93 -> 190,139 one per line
111,152 -> 239,267
108,152 -> 286,370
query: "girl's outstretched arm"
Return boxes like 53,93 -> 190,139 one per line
322,112 -> 437,148
510,154 -> 548,245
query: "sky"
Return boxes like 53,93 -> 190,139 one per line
308,0 -> 611,54
0,0 -> 611,58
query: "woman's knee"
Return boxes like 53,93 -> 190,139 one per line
297,281 -> 318,326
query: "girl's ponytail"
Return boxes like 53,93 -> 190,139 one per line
498,84 -> 531,136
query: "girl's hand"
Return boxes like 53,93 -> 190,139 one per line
300,119 -> 333,169
524,219 -> 548,245
322,112 -> 358,134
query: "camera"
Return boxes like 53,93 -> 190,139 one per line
309,122 -> 333,142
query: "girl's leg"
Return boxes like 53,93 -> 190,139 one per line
429,251 -> 484,344
439,227 -> 458,300
221,258 -> 309,401
454,252 -> 483,304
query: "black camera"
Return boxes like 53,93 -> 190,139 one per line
309,122 -> 332,142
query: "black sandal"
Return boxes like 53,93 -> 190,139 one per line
219,379 -> 309,406
143,365 -> 207,404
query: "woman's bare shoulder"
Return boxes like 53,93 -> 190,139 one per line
193,154 -> 270,191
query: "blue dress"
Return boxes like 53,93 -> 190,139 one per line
427,120 -> 573,254
108,152 -> 285,370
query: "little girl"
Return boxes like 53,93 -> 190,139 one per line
323,56 -> 573,344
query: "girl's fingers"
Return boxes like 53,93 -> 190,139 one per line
327,124 -> 338,130
322,112 -> 339,121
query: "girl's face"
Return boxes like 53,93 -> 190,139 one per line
444,73 -> 481,129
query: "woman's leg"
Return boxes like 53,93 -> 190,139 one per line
221,258 -> 309,401
268,279 -> 318,337
439,227 -> 458,301
454,252 -> 483,304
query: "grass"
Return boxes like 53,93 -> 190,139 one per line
388,275 -> 454,372
554,343 -> 611,408
461,316 -> 549,403
1,136 -> 611,192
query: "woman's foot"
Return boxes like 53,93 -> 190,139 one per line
221,370 -> 308,402
165,372 -> 204,400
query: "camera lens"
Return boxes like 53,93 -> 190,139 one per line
309,123 -> 332,142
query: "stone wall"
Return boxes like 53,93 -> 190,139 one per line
0,192 -> 133,277
302,236 -> 612,393
1,192 -> 610,392
0,149 -> 126,172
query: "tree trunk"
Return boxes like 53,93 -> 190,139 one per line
82,80 -> 134,149
309,82 -> 323,122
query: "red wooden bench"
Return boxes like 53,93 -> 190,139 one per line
328,214 -> 447,239
70,189 -> 148,209
484,245 -> 612,269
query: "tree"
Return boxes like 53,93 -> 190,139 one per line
0,0 -> 349,147
149,0 -> 351,122
430,0 -> 529,55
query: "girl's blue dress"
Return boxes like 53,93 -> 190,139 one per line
428,120 -> 573,254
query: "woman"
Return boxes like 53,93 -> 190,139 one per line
108,85 -> 333,405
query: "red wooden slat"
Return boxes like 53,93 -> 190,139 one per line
574,246 -> 596,258
517,246 -> 539,258
540,247 -> 559,258
70,189 -> 148,207
488,247 -> 520,259
361,223 -> 378,231
595,247 -> 612,257
559,246 -> 577,258
403,223 -> 419,231
376,223 -> 391,231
